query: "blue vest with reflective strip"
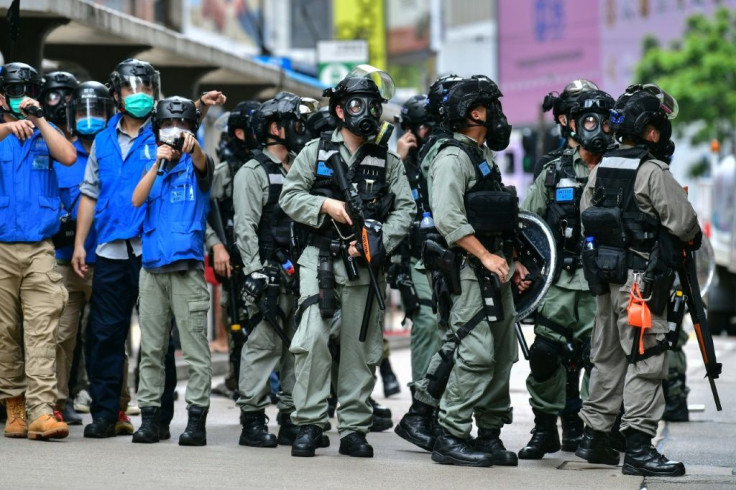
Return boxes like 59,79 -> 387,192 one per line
0,129 -> 61,242
94,113 -> 155,245
142,154 -> 210,269
53,139 -> 98,262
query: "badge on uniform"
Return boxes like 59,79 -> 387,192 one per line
555,188 -> 574,202
478,161 -> 491,177
170,189 -> 185,203
32,154 -> 50,170
317,161 -> 333,177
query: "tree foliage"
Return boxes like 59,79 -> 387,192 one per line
635,7 -> 736,150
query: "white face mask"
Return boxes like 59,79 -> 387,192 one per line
159,126 -> 186,147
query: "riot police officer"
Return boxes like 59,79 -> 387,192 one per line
234,92 -> 319,448
0,61 -> 75,440
517,89 -> 615,459
577,84 -> 699,477
426,75 -> 528,467
40,71 -> 79,138
279,66 -> 414,458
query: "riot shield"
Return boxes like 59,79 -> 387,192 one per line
514,211 -> 557,321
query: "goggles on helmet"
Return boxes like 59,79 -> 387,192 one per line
4,83 -> 41,99
623,83 -> 679,119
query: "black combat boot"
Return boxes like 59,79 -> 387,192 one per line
179,405 -> 208,446
276,412 -> 299,445
622,429 -> 685,476
380,358 -> 401,397
369,397 -> 393,432
339,432 -> 374,458
394,400 -> 436,451
239,410 -> 277,447
518,410 -> 561,459
662,373 -> 689,422
560,412 -> 584,451
475,428 -> 518,466
291,424 -> 328,457
132,406 -> 160,444
431,428 -> 493,467
575,426 -> 620,465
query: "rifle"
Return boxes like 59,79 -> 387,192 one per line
324,151 -> 385,342
677,248 -> 722,411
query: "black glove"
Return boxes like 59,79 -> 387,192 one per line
687,229 -> 703,252
242,271 -> 268,305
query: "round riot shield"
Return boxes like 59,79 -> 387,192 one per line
514,211 -> 557,321
696,234 -> 715,297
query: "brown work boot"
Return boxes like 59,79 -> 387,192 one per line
4,395 -> 28,438
28,414 -> 69,440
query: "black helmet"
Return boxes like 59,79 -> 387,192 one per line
0,62 -> 42,98
252,91 -> 319,149
567,90 -> 616,153
395,94 -> 431,129
152,96 -> 200,144
108,58 -> 160,102
443,75 -> 502,130
610,84 -> 678,160
40,71 -> 79,126
542,79 -> 599,138
427,74 -> 463,121
227,100 -> 261,149
67,81 -> 115,139
306,106 -> 338,136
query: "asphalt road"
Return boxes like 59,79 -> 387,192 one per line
2,325 -> 735,489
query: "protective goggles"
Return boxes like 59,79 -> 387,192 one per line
3,83 -> 41,98
625,83 -> 679,119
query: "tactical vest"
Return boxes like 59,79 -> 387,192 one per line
309,132 -> 393,237
94,113 -> 154,245
403,151 -> 429,216
543,149 -> 586,258
0,128 -> 62,242
141,153 -> 210,269
53,139 -> 98,262
582,146 -> 660,254
252,151 -> 292,261
437,138 -> 518,244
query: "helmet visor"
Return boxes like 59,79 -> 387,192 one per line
71,97 -> 115,122
563,79 -> 599,96
120,74 -> 160,97
642,84 -> 678,119
298,97 -> 320,116
347,64 -> 395,101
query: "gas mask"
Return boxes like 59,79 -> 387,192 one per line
43,88 -> 73,126
342,95 -> 382,136
471,102 -> 512,151
283,117 -> 312,154
650,117 -> 675,162
572,112 -> 613,153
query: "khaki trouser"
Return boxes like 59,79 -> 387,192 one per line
290,257 -> 384,437
55,263 -> 93,408
580,271 -> 669,437
236,282 -> 296,413
438,271 -> 518,439
137,269 -> 212,408
0,241 -> 68,420
409,258 -> 442,384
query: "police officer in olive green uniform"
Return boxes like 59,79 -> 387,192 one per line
426,76 -> 529,467
233,92 -> 318,447
576,84 -> 699,477
517,89 -> 616,460
279,67 -> 414,458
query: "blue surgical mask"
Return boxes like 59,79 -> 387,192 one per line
8,97 -> 27,119
76,117 -> 106,136
123,93 -> 154,118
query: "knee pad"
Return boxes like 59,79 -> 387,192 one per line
529,336 -> 561,382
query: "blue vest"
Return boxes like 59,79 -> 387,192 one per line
0,128 -> 61,242
53,139 -> 98,263
94,113 -> 155,245
142,154 -> 210,269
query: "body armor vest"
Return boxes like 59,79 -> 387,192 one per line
543,150 -> 586,258
252,151 -> 292,261
582,146 -> 660,252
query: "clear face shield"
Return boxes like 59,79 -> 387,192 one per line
121,74 -> 160,98
69,96 -> 115,136
346,64 -> 396,101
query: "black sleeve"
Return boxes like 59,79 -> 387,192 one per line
196,154 -> 215,193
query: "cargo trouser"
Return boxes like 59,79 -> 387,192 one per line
290,248 -> 384,437
409,257 -> 441,384
526,284 -> 595,415
580,271 -> 669,437
137,269 -> 212,408
0,240 -> 68,420
438,269 -> 518,439
55,263 -> 93,409
237,282 -> 296,414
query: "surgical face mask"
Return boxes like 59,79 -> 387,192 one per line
342,96 -> 382,136
8,96 -> 27,119
158,126 -> 186,149
76,117 -> 106,137
572,112 -> 612,153
123,93 -> 154,118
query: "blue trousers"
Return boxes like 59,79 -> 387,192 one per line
85,255 -> 140,422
